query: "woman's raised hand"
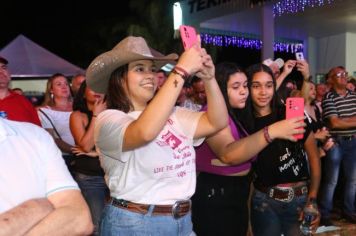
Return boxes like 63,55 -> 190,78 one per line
92,97 -> 107,117
268,116 -> 306,142
196,48 -> 215,81
175,36 -> 205,76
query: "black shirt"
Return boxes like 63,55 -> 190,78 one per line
252,112 -> 311,187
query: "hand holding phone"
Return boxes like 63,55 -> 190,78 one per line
286,97 -> 305,140
179,25 -> 198,51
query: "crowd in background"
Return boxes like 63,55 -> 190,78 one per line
1,34 -> 356,236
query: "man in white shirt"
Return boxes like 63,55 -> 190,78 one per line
0,118 -> 93,235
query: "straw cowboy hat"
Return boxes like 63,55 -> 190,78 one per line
86,36 -> 178,93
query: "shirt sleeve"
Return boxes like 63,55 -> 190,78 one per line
23,98 -> 42,127
322,94 -> 337,119
94,110 -> 133,161
38,128 -> 78,196
174,106 -> 204,146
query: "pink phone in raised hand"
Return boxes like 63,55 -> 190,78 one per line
286,97 -> 304,140
179,25 -> 198,50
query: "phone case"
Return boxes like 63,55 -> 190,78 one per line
179,25 -> 198,50
286,97 -> 305,140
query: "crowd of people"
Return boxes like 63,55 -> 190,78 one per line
0,33 -> 356,236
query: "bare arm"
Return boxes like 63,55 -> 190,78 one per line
208,117 -> 305,165
70,99 -> 107,152
70,112 -> 95,153
328,116 -> 356,129
194,52 -> 228,138
276,60 -> 296,90
0,199 -> 53,236
123,45 -> 205,151
26,190 -> 93,236
45,128 -> 73,153
304,132 -> 321,200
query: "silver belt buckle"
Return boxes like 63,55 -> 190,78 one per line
275,187 -> 294,203
171,200 -> 190,219
284,188 -> 295,202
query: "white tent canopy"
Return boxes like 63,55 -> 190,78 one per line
0,34 -> 84,78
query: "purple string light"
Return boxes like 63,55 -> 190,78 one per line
273,0 -> 336,17
200,33 -> 303,53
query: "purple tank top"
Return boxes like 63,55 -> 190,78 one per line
195,116 -> 255,175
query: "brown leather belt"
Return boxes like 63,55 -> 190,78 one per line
110,198 -> 191,219
255,184 -> 308,202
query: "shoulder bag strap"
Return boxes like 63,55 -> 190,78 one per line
39,108 -> 62,140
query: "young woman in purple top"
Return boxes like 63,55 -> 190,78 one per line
192,62 -> 306,236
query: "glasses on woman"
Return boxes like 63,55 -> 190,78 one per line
334,71 -> 348,78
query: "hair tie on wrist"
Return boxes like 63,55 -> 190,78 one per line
263,126 -> 273,143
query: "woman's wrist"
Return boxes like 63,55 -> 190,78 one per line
171,65 -> 190,81
263,126 -> 274,143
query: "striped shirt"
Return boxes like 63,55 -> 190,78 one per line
322,90 -> 356,136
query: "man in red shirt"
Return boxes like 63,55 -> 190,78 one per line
0,56 -> 41,126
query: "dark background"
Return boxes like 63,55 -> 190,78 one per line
0,0 -> 295,74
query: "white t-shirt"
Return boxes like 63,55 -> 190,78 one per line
95,107 -> 203,205
0,118 -> 78,213
38,107 -> 75,147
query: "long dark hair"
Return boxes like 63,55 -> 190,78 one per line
237,63 -> 284,133
73,81 -> 89,113
106,64 -> 133,112
215,62 -> 245,124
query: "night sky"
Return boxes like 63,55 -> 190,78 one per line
0,1 -> 132,68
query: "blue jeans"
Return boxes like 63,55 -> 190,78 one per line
74,173 -> 108,236
251,189 -> 307,236
319,137 -> 356,218
100,203 -> 193,236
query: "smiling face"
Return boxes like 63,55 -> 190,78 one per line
227,72 -> 248,109
250,71 -> 274,115
125,60 -> 157,110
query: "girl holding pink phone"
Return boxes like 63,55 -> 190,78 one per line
238,64 -> 321,236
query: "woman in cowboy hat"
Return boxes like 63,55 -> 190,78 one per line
86,36 -> 228,235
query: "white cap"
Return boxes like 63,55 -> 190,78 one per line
263,58 -> 284,69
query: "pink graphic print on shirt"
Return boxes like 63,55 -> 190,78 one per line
161,130 -> 182,150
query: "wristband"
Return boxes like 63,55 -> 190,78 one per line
92,114 -> 98,117
174,66 -> 190,80
171,69 -> 187,81
263,126 -> 273,143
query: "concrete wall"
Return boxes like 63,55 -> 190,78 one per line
346,32 -> 356,77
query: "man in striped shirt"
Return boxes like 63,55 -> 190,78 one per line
319,66 -> 356,225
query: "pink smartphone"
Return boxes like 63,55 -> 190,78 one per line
286,97 -> 304,140
179,25 -> 198,50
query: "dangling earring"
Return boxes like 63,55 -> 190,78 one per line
50,93 -> 54,100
